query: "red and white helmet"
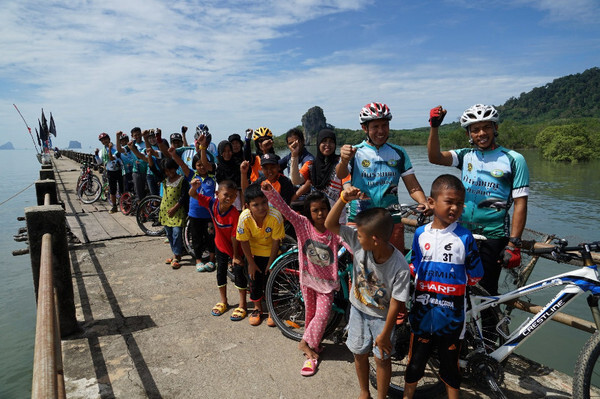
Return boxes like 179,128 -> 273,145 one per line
460,104 -> 499,128
359,102 -> 392,124
98,132 -> 109,141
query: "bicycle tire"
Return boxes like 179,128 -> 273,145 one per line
119,192 -> 135,215
183,217 -> 194,258
266,251 -> 342,342
100,183 -> 109,202
573,330 -> 600,399
369,322 -> 445,398
136,195 -> 165,236
77,175 -> 102,204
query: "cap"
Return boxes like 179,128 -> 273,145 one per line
260,153 -> 280,166
170,133 -> 183,142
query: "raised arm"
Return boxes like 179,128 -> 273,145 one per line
325,185 -> 362,235
335,144 -> 356,179
169,146 -> 191,177
196,134 -> 214,173
427,106 -> 453,166
181,126 -> 189,147
239,161 -> 250,203
128,141 -> 147,163
115,131 -> 125,153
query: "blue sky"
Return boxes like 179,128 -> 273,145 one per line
1,0 -> 599,150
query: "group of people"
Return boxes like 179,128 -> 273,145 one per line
94,101 -> 529,399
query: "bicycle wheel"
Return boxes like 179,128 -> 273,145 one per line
183,217 -> 194,258
136,195 -> 165,236
77,175 -> 102,204
265,251 -> 342,342
100,183 -> 109,202
369,322 -> 445,398
119,192 -> 134,215
573,330 -> 600,399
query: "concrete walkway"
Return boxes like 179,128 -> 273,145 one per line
54,156 -> 574,398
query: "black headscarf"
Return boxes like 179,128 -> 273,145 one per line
216,140 -> 241,185
311,129 -> 339,190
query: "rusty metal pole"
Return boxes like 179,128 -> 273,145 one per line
31,234 -> 57,399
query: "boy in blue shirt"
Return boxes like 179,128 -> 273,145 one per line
404,174 -> 484,399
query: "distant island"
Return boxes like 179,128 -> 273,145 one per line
0,142 -> 15,150
68,141 -> 81,149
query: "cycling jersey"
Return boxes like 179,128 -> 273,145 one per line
176,146 -> 215,175
185,170 -> 215,219
409,222 -> 483,337
100,146 -> 122,172
117,148 -> 136,175
451,146 -> 529,239
347,141 -> 415,221
132,141 -> 148,174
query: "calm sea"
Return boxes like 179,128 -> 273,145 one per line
0,150 -> 40,398
1,146 -> 599,397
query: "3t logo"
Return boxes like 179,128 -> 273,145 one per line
443,253 -> 453,262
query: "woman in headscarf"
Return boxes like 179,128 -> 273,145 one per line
215,140 -> 243,210
290,129 -> 350,222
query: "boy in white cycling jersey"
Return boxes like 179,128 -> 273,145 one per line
427,104 -> 529,295
404,174 -> 483,399
336,102 -> 430,251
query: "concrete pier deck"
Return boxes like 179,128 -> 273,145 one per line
52,156 -> 575,398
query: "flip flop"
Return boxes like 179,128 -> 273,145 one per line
171,260 -> 181,269
211,302 -> 228,316
230,307 -> 247,321
301,358 -> 318,377
204,261 -> 216,272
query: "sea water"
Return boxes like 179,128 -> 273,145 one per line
0,150 -> 40,398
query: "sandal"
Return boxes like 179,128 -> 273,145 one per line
230,307 -> 247,321
266,316 -> 276,327
204,261 -> 216,272
211,302 -> 228,316
165,258 -> 173,264
196,262 -> 205,272
301,358 -> 318,377
249,309 -> 262,326
171,260 -> 181,269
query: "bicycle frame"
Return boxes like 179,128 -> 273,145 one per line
470,264 -> 600,362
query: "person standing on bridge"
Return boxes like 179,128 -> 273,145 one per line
426,104 -> 529,296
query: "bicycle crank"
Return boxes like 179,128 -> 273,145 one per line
467,354 -> 506,398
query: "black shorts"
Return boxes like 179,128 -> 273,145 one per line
405,331 -> 462,390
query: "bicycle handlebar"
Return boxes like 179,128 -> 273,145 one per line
386,203 -> 427,226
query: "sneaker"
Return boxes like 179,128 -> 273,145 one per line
267,316 -> 276,327
109,206 -> 118,214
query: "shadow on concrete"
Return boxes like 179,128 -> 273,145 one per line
70,245 -> 161,399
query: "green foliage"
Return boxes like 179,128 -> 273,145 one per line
535,123 -> 600,162
498,67 -> 600,122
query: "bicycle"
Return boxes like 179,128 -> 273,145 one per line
265,204 -> 427,343
76,162 -> 102,204
119,191 -> 137,215
136,195 -> 165,236
384,240 -> 600,399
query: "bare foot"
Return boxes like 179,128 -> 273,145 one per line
299,339 -> 319,360
358,390 -> 371,399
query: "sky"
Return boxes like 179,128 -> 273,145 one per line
1,0 -> 599,151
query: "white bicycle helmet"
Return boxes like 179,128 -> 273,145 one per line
460,104 -> 499,128
359,102 -> 392,124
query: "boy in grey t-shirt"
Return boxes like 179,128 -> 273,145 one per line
325,185 -> 410,399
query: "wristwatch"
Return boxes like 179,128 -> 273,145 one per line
509,237 -> 522,246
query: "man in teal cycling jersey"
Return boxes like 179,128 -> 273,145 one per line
427,104 -> 529,295
337,102 -> 430,251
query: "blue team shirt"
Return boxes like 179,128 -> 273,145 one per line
185,170 -> 215,219
451,146 -> 529,239
409,222 -> 483,337
347,140 -> 414,221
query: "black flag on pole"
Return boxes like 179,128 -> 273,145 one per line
49,113 -> 57,137
35,128 -> 42,147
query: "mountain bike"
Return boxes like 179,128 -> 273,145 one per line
383,240 -> 600,399
265,204 -> 427,343
119,191 -> 137,215
136,195 -> 165,236
76,162 -> 102,204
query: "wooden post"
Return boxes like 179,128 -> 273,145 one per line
25,205 -> 78,337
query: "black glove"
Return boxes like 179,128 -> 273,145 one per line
429,106 -> 446,128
